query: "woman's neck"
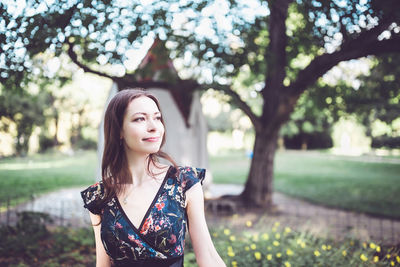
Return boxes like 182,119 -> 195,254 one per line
125,151 -> 152,187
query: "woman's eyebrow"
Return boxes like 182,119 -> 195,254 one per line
132,111 -> 161,116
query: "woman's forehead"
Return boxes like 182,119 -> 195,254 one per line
126,96 -> 160,115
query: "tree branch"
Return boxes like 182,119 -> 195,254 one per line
66,40 -> 117,80
263,0 -> 292,93
288,33 -> 400,96
202,83 -> 262,131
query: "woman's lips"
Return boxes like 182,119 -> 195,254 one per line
143,137 -> 160,142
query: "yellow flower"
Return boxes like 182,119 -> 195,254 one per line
230,235 -> 236,241
284,261 -> 291,267
342,250 -> 347,257
284,227 -> 291,233
373,256 -> 379,263
273,240 -> 280,246
327,245 -> 331,250
275,233 -> 281,239
300,242 -> 306,248
224,229 -> 231,235
296,239 -> 302,245
369,242 -> 376,249
227,251 -> 235,257
276,252 -> 282,258
362,242 -> 367,249
360,254 -> 368,262
228,246 -> 233,252
232,261 -> 238,267
390,261 -> 395,266
252,234 -> 259,242
387,254 -> 391,259
212,232 -> 218,237
376,246 -> 381,253
267,254 -> 272,260
267,246 -> 272,251
245,246 -> 250,251
274,221 -> 280,227
272,227 -> 277,232
286,249 -> 293,256
254,252 -> 262,261
250,244 -> 257,250
262,233 -> 269,240
314,250 -> 321,257
246,220 -> 252,227
322,245 -> 327,251
397,256 -> 400,263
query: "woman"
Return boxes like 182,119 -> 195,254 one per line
81,89 -> 225,267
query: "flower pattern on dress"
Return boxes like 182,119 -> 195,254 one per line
80,165 -> 205,265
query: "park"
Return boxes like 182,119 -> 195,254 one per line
1,0 -> 400,266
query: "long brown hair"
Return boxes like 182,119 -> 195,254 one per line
101,88 -> 177,205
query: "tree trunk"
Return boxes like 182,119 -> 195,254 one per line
241,128 -> 279,208
53,111 -> 59,146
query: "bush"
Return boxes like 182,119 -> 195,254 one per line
74,138 -> 97,150
39,134 -> 56,153
186,223 -> 399,267
0,212 -> 95,266
372,135 -> 400,149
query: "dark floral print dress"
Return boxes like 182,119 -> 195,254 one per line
81,166 -> 205,267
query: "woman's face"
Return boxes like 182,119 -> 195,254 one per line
120,96 -> 164,156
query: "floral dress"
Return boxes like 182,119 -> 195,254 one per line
81,166 -> 205,267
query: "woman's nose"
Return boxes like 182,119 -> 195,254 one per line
147,119 -> 157,131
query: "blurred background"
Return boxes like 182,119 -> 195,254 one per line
0,0 -> 400,266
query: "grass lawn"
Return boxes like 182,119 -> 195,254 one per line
0,151 -> 97,206
210,150 -> 400,219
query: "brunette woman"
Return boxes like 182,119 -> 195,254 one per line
81,89 -> 225,267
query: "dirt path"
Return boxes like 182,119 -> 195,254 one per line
1,184 -> 399,245
206,184 -> 400,246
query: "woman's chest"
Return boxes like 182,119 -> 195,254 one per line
100,189 -> 188,258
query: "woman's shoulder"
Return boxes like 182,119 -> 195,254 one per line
80,181 -> 106,215
174,166 -> 206,192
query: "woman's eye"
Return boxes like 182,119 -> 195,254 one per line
155,116 -> 162,120
133,117 -> 145,122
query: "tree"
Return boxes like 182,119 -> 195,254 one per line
1,0 -> 400,208
0,90 -> 46,155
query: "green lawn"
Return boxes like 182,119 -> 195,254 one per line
0,151 -> 97,206
1,150 -> 399,219
210,150 -> 400,219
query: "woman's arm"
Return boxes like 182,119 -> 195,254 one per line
186,183 -> 226,267
89,212 -> 112,267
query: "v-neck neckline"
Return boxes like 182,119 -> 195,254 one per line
115,165 -> 172,232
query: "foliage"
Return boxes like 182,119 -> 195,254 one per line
280,88 -> 335,149
74,137 -> 98,150
0,212 -> 95,266
38,134 -> 58,153
345,54 -> 400,139
0,90 -> 47,156
1,213 -> 399,266
196,224 -> 400,267
372,135 -> 400,149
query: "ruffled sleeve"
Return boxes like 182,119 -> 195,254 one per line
180,166 -> 206,194
80,181 -> 105,215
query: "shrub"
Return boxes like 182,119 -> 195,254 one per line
205,223 -> 400,267
74,138 -> 97,150
0,212 -> 95,266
